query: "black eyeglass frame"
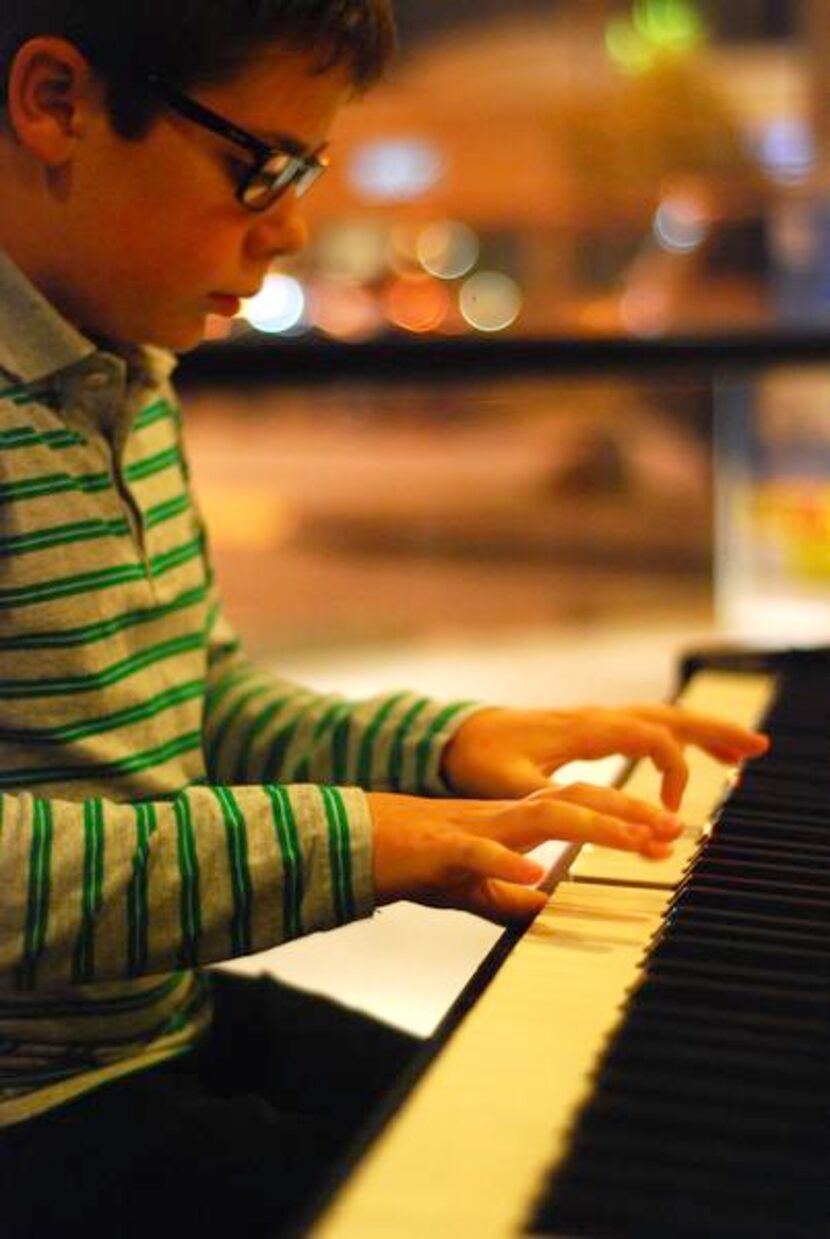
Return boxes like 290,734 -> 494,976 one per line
148,76 -> 329,212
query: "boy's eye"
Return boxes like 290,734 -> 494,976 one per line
225,156 -> 251,185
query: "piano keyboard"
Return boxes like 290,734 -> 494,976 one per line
311,656 -> 828,1238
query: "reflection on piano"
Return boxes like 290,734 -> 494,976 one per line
311,650 -> 830,1239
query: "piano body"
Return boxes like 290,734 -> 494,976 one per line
310,649 -> 830,1238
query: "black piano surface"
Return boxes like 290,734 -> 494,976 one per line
529,648 -> 830,1238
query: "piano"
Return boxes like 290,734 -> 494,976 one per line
308,648 -> 830,1238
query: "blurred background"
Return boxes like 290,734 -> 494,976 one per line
180,0 -> 830,710
194,0 -> 830,1028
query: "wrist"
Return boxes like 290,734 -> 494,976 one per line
440,706 -> 506,793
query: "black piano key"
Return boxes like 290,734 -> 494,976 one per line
686,854 -> 830,886
718,808 -> 830,835
525,661 -> 830,1238
630,971 -> 830,1023
646,929 -> 830,975
607,1004 -> 830,1059
661,898 -> 830,938
703,836 -> 830,864
667,880 -> 830,921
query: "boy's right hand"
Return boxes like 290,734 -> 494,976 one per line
366,784 -> 683,925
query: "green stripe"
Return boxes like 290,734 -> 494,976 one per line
415,702 -> 476,792
206,681 -> 274,774
124,444 -> 181,483
134,399 -> 177,432
266,785 -> 303,939
0,426 -> 85,450
145,492 -> 190,530
320,786 -> 354,925
0,534 -> 202,611
213,787 -> 252,957
127,803 -> 157,977
17,799 -> 53,990
204,664 -> 264,719
0,516 -> 130,560
0,470 -> 110,504
72,800 -> 105,983
387,698 -> 429,790
0,973 -> 182,1019
0,584 -> 207,652
152,539 -> 203,575
284,700 -> 348,782
0,385 -> 28,401
0,631 -> 204,699
235,694 -> 294,780
255,701 -> 319,783
331,714 -> 351,784
356,693 -> 409,787
0,729 -> 203,790
0,679 -> 204,745
174,796 -> 201,968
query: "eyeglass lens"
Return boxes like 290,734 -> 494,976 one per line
241,156 -> 325,210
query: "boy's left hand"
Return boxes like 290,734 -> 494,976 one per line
442,705 -> 769,812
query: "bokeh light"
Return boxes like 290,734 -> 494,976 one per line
652,194 -> 709,253
632,0 -> 704,51
756,119 -> 816,187
606,1 -> 704,75
316,222 -> 389,283
459,272 -> 523,333
242,275 -> 306,335
417,221 -> 480,280
382,275 -> 452,334
349,139 -> 446,202
310,280 -> 384,342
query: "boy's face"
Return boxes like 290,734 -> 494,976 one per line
41,47 -> 352,351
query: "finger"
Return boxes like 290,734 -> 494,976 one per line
563,717 -> 689,812
554,783 -> 683,840
497,793 -> 681,858
626,705 -> 770,761
465,879 -> 549,925
445,833 -> 546,888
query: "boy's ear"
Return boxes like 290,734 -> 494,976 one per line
6,37 -> 100,165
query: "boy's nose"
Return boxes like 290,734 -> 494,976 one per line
244,196 -> 309,263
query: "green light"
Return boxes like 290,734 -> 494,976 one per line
605,16 -> 656,76
632,0 -> 705,50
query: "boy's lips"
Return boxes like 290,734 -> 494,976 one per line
208,293 -> 243,316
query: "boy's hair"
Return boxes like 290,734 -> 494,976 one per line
0,0 -> 397,138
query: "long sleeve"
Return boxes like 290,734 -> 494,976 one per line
204,603 -> 484,795
0,778 -> 373,992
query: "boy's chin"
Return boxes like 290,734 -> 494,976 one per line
143,316 -> 212,355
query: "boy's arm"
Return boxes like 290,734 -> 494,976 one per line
204,603 -> 484,795
0,779 -> 375,991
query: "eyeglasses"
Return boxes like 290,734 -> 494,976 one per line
148,76 -> 330,212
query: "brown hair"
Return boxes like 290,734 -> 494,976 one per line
1,0 -> 397,137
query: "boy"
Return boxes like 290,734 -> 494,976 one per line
0,2 -> 767,1234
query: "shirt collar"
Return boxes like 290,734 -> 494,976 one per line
0,249 -> 178,390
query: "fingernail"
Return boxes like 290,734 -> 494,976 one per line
520,859 -> 546,883
659,812 -> 682,834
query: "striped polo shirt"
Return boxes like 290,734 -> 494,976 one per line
0,250 -> 478,1126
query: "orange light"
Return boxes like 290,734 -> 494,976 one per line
310,280 -> 383,342
382,275 -> 451,334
